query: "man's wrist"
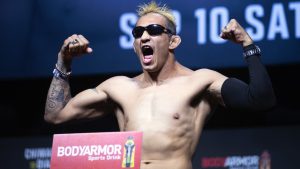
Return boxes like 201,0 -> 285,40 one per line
53,64 -> 72,80
243,44 -> 261,59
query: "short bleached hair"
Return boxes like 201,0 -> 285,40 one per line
137,1 -> 177,34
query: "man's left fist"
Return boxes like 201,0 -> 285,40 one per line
220,19 -> 253,47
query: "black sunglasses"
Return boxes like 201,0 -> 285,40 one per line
132,24 -> 174,39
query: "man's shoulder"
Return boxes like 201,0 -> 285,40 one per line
94,76 -> 138,102
192,68 -> 222,77
102,76 -> 136,86
187,68 -> 226,84
194,68 -> 215,73
177,67 -> 216,75
107,75 -> 132,81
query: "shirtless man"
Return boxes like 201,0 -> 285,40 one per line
44,2 -> 275,169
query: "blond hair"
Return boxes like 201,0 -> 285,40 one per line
137,1 -> 176,34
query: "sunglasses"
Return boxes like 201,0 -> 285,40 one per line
132,24 -> 174,39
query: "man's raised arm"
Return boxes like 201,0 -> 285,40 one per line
210,19 -> 276,112
44,34 -> 107,124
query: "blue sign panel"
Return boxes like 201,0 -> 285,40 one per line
0,0 -> 299,78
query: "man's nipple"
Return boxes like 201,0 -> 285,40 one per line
173,113 -> 180,119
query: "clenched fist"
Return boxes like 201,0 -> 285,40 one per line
220,19 -> 253,47
59,34 -> 93,63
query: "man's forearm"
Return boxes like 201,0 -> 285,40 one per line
44,34 -> 92,122
45,73 -> 72,122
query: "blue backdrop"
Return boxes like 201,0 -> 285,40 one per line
0,0 -> 299,78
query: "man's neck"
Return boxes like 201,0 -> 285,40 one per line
142,56 -> 179,86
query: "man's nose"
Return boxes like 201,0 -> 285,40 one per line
141,30 -> 150,41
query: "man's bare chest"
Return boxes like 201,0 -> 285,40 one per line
116,83 -> 207,117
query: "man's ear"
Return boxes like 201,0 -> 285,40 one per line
169,35 -> 181,50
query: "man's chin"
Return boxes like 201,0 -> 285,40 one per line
142,64 -> 158,73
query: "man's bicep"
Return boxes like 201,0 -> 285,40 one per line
59,87 -> 110,122
206,70 -> 228,105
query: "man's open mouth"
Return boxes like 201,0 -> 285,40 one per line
141,45 -> 154,64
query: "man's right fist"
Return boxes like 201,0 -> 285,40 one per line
60,34 -> 93,59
